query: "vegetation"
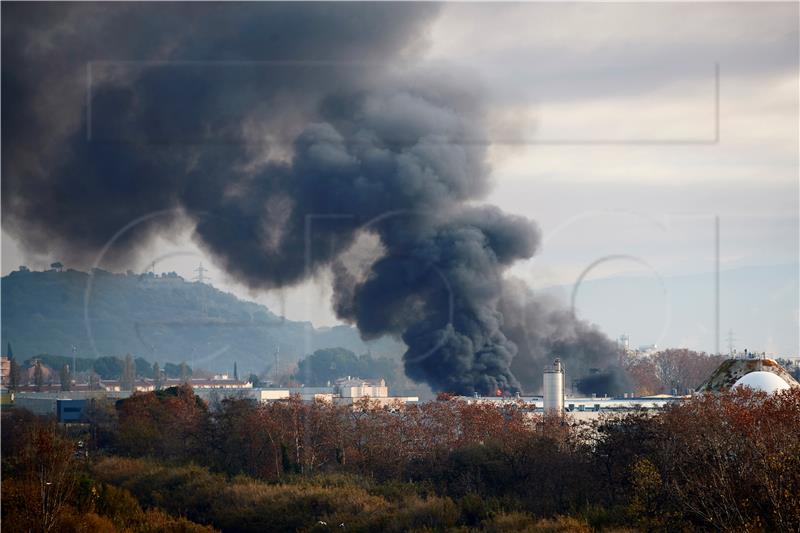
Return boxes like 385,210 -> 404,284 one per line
0,409 -> 214,532
623,349 -> 726,395
293,347 -> 401,386
1,267 -> 402,371
5,385 -> 798,531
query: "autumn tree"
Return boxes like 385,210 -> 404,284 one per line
649,388 -> 800,530
652,349 -> 724,393
2,418 -> 77,532
209,398 -> 278,478
115,384 -> 209,460
623,356 -> 662,395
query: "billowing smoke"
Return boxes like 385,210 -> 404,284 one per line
3,3 -> 625,395
2,2 -> 439,269
501,279 -> 628,395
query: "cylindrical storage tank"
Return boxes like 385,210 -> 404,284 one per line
543,358 -> 565,414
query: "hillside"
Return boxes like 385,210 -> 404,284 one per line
1,268 -> 403,374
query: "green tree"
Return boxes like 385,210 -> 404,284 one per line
7,342 -> 20,390
294,347 -> 360,385
294,347 -> 400,386
92,356 -> 124,380
179,361 -> 191,383
163,362 -> 182,379
152,362 -> 162,390
248,373 -> 262,388
121,354 -> 135,391
134,356 -> 152,377
34,360 -> 44,391
59,364 -> 71,392
233,361 -> 238,381
9,358 -> 21,390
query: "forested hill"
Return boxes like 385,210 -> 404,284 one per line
1,268 -> 402,373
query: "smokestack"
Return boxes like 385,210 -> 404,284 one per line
543,358 -> 565,415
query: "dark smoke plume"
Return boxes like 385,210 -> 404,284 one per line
501,279 -> 629,395
2,2 -> 438,268
3,3 -> 626,395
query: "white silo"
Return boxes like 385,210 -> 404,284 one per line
543,358 -> 565,414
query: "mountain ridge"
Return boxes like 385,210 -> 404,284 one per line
1,267 -> 404,374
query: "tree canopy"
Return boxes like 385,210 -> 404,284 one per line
293,347 -> 400,386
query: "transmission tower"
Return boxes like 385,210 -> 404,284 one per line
726,329 -> 736,356
193,263 -> 211,284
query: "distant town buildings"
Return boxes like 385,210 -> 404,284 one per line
0,356 -> 10,384
617,334 -> 659,357
5,347 -> 796,424
4,373 -> 418,421
336,377 -> 388,398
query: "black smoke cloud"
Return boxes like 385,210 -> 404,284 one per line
2,2 -> 439,267
3,3 -> 624,395
501,279 -> 628,395
334,206 -> 540,395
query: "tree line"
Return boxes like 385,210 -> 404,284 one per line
4,384 -> 797,532
5,347 -> 194,392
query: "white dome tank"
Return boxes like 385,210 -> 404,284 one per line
733,371 -> 791,394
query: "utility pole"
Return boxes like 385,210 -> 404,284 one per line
71,344 -> 77,386
273,346 -> 280,386
714,215 -> 720,356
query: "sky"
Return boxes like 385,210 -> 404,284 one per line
3,2 -> 798,355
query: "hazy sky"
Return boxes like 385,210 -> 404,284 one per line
3,2 -> 798,352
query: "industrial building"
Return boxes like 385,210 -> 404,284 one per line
456,393 -> 682,421
0,356 -> 10,384
8,354 -> 794,423
458,354 -> 799,421
460,357 -> 681,420
6,374 -> 417,420
13,390 -> 133,422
